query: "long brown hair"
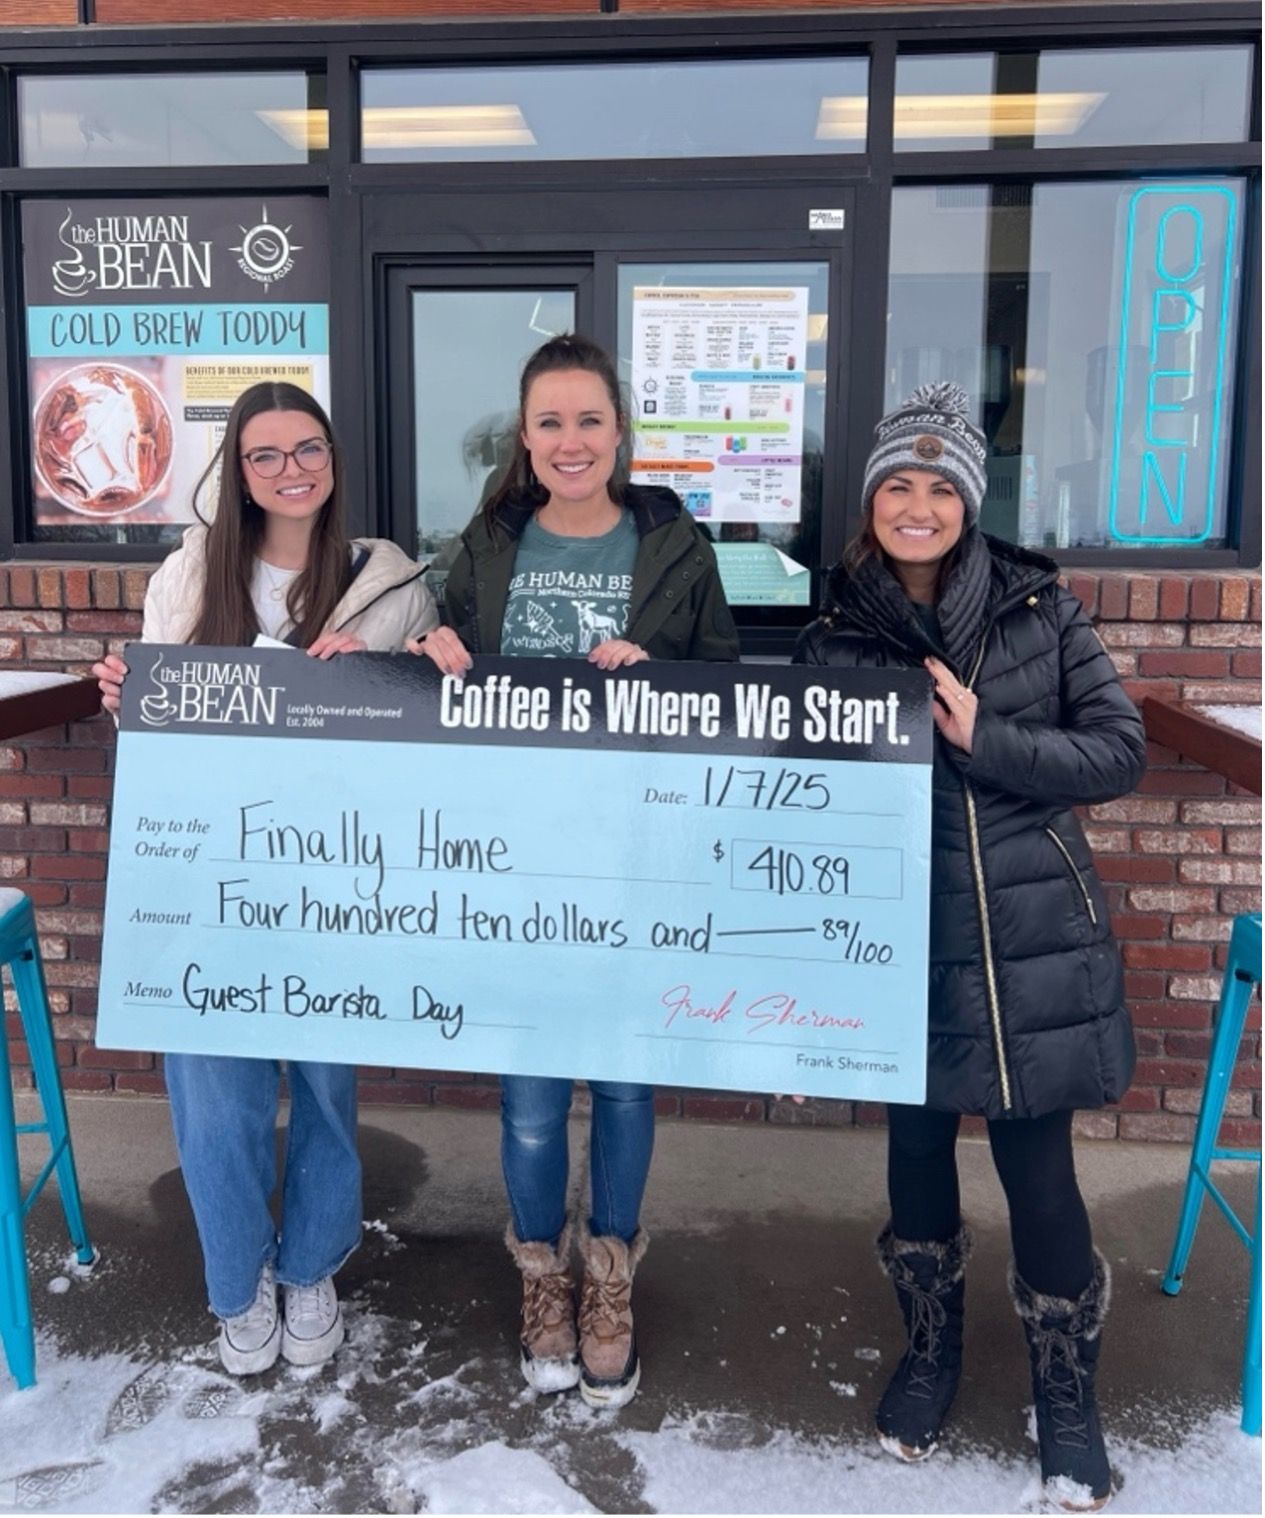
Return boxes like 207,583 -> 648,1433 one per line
482,334 -> 632,532
189,383 -> 351,647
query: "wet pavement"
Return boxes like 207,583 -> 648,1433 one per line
7,1094 -> 1259,1513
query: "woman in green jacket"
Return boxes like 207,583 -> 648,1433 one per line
412,334 -> 738,1409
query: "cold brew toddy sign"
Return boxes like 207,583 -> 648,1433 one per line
23,196 -> 329,533
98,653 -> 933,1102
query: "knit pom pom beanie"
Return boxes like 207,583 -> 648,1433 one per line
862,381 -> 988,525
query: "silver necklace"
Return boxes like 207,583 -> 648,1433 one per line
258,558 -> 297,604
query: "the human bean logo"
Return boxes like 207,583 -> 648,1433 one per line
229,206 -> 302,289
138,655 -> 283,729
50,206 -> 212,300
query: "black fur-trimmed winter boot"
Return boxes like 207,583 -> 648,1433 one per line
1010,1250 -> 1113,1512
875,1223 -> 971,1460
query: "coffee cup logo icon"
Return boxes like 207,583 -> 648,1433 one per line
139,653 -> 177,727
50,208 -> 96,300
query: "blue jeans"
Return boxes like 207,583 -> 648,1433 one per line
165,1054 -> 362,1318
501,1076 -> 655,1245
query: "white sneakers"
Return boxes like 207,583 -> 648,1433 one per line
280,1276 -> 345,1366
217,1266 -> 344,1374
218,1263 -> 283,1375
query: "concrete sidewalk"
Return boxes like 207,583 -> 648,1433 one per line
7,1094 -> 1259,1514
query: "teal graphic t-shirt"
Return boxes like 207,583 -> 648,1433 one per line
500,511 -> 639,658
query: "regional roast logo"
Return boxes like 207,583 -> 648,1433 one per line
230,206 -> 302,289
138,653 -> 284,729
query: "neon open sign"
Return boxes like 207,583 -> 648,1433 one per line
1109,185 -> 1238,545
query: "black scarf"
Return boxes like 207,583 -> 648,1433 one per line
823,528 -> 998,679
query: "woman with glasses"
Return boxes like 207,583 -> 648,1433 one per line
93,381 -> 437,1376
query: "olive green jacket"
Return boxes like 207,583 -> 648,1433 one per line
441,485 -> 739,662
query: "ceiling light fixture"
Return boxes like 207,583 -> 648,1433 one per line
817,92 -> 1105,141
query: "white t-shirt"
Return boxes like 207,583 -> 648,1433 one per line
250,558 -> 302,641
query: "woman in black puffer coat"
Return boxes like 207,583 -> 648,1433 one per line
795,384 -> 1145,1512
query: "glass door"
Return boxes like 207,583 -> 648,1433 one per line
384,264 -> 592,598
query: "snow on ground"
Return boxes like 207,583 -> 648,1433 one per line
1,1243 -> 1259,1517
617,1409 -> 1261,1516
1,1322 -> 1259,1516
0,1349 -> 261,1513
411,1445 -> 598,1515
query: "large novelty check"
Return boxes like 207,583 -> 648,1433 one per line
97,650 -> 933,1102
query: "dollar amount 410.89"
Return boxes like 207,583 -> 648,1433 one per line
745,845 -> 850,896
728,840 -> 905,901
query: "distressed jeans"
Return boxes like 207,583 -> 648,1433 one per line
501,1076 -> 655,1245
165,1054 -> 362,1318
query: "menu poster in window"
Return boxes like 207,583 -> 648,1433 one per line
629,286 -> 808,525
23,197 -> 329,530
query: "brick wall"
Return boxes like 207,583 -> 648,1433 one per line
3,0 -> 1077,26
2,562 -> 1260,1142
1,1 -> 78,23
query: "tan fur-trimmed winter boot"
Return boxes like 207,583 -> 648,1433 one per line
504,1221 -> 580,1393
577,1222 -> 649,1409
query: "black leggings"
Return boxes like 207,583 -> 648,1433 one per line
886,1105 -> 1094,1300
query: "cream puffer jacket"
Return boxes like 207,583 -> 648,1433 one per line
140,524 -> 439,651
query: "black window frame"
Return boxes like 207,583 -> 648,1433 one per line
0,1 -> 1256,585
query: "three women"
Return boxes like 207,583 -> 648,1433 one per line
94,354 -> 1145,1514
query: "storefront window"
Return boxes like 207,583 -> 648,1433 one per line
414,288 -> 577,589
18,73 -> 327,167
362,57 -> 866,162
886,179 -> 1245,549
617,262 -> 830,607
893,47 -> 1252,151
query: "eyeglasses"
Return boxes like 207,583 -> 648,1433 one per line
240,438 -> 332,479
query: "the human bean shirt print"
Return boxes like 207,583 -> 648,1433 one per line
500,511 -> 639,658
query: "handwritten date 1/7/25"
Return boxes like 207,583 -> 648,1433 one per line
700,765 -> 830,812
